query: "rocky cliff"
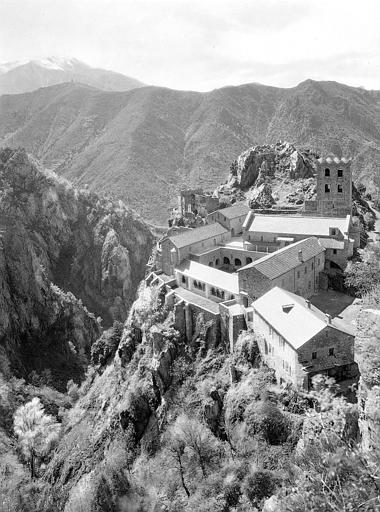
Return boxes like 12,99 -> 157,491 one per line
0,148 -> 154,387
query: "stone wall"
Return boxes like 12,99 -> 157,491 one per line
238,252 -> 325,301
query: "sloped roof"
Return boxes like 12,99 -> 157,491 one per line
212,203 -> 250,220
176,260 -> 239,294
252,287 -> 354,349
238,237 -> 324,279
169,222 -> 229,249
247,214 -> 350,237
318,238 -> 345,250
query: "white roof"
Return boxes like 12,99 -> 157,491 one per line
252,287 -> 354,349
247,214 -> 351,237
176,260 -> 239,294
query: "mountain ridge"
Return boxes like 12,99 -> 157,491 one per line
1,79 -> 380,222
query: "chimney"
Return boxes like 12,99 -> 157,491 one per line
306,300 -> 311,309
325,313 -> 332,324
298,249 -> 303,262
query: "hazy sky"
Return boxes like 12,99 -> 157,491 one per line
1,0 -> 379,91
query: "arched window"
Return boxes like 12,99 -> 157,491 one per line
325,168 -> 330,177
215,258 -> 220,266
234,258 -> 242,266
223,257 -> 230,265
246,257 -> 252,264
209,261 -> 213,267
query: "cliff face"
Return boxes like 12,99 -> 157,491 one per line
0,148 -> 154,386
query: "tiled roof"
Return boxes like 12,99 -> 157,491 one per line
252,287 -> 354,349
318,238 -> 345,250
238,237 -> 324,279
247,214 -> 350,237
212,203 -> 250,220
169,222 -> 229,249
176,260 -> 239,294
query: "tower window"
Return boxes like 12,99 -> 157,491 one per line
338,169 -> 343,177
325,184 -> 331,193
325,168 -> 330,177
337,184 -> 343,193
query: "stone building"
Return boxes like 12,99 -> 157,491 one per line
160,222 -> 230,275
238,237 -> 326,301
178,189 -> 219,218
207,203 -> 250,236
304,156 -> 352,217
243,213 -> 358,270
252,287 -> 357,389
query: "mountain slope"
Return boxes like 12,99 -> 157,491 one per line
1,80 -> 380,222
0,148 -> 154,386
0,57 -> 144,94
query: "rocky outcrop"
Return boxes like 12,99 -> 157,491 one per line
0,148 -> 154,386
247,182 -> 275,209
0,148 -> 154,326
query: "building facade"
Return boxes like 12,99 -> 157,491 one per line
252,287 -> 357,389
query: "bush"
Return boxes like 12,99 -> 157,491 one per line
91,321 -> 124,366
243,469 -> 277,506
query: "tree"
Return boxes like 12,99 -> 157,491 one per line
13,397 -> 61,478
344,245 -> 380,295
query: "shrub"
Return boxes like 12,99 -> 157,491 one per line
243,469 -> 277,506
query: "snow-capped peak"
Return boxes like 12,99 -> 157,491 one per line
0,57 -> 82,74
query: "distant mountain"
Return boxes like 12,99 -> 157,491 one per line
0,57 -> 144,94
1,79 -> 380,223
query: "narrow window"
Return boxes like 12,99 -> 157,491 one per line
312,351 -> 317,360
337,169 -> 343,177
325,184 -> 331,193
329,348 -> 335,356
333,249 -> 337,255
325,168 -> 330,177
337,184 -> 343,193
311,262 -> 314,270
304,266 -> 307,274
181,275 -> 186,284
297,271 -> 300,278
215,258 -> 220,266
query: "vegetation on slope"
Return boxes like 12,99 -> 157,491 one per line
1,80 -> 380,221
0,280 -> 376,511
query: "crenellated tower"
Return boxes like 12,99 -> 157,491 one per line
315,156 -> 352,217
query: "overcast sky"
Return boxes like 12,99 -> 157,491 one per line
1,0 -> 379,91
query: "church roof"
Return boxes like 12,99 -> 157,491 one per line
238,237 -> 324,279
252,287 -> 354,349
211,203 -> 250,220
176,260 -> 239,294
246,214 -> 351,237
169,222 -> 229,249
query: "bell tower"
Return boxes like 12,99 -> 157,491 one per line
316,156 -> 352,217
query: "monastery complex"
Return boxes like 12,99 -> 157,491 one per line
148,157 -> 359,389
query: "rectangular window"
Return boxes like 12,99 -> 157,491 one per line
312,351 -> 317,359
329,348 -> 335,356
325,184 -> 331,193
338,169 -> 343,177
337,185 -> 343,193
333,249 -> 337,255
304,266 -> 307,274
325,168 -> 330,177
